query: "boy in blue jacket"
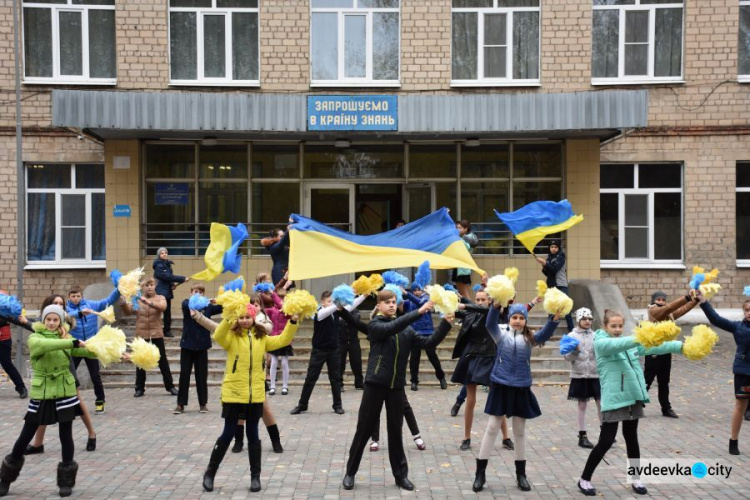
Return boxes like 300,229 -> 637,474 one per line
405,283 -> 447,391
67,284 -> 120,415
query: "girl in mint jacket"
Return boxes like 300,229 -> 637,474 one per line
577,310 -> 684,497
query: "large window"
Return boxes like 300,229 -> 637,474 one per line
451,0 -> 540,86
22,0 -> 116,84
592,0 -> 683,84
737,162 -> 750,262
310,0 -> 400,86
600,163 -> 683,266
169,0 -> 259,85
26,163 -> 105,267
740,1 -> 750,79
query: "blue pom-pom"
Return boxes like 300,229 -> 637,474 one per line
131,292 -> 141,311
0,294 -> 23,318
110,269 -> 123,288
472,284 -> 482,293
383,284 -> 403,305
383,271 -> 409,288
332,284 -> 355,306
443,283 -> 458,293
559,334 -> 580,355
188,294 -> 211,311
222,277 -> 246,293
689,273 -> 705,290
414,261 -> 432,290
745,286 -> 750,297
253,282 -> 274,294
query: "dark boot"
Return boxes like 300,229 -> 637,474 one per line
745,408 -> 750,421
578,431 -> 594,449
472,458 -> 488,492
248,440 -> 262,492
203,439 -> 230,492
515,460 -> 531,491
266,424 -> 283,453
0,455 -> 24,497
57,461 -> 78,497
730,439 -> 740,456
232,425 -> 244,453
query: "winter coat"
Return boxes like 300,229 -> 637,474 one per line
66,288 -> 121,341
593,329 -> 683,413
647,295 -> 699,323
153,258 -> 186,299
542,251 -> 568,288
564,327 -> 598,379
122,295 -> 167,340
486,306 -> 558,387
404,292 -> 434,334
365,310 -> 452,389
28,323 -> 96,400
180,301 -> 222,350
700,302 -> 750,376
269,232 -> 290,285
453,304 -> 495,359
456,232 -> 478,276
261,292 -> 289,335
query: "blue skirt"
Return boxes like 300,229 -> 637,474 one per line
451,355 -> 493,386
484,383 -> 541,419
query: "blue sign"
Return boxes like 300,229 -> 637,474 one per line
308,95 -> 397,131
113,205 -> 131,218
155,183 -> 189,206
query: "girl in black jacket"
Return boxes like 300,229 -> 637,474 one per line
153,247 -> 188,337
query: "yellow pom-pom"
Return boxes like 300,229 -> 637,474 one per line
543,287 -> 574,316
503,267 -> 519,284
21,308 -> 26,318
216,290 -> 251,325
692,266 -> 705,276
426,284 -> 459,315
699,283 -> 721,300
118,267 -> 145,302
486,275 -> 515,307
536,280 -> 548,298
94,305 -> 116,324
281,289 -> 318,319
352,274 -> 384,296
682,324 -> 719,360
703,268 -> 720,284
85,325 -> 127,367
633,320 -> 681,348
129,337 -> 160,370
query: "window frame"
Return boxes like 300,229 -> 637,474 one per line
310,0 -> 401,88
591,0 -> 685,86
600,163 -> 684,269
450,1 -> 542,87
25,163 -> 106,269
21,0 -> 116,85
740,0 -> 750,82
736,161 -> 750,266
168,0 -> 261,87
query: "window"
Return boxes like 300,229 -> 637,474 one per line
600,163 -> 683,266
451,0 -> 540,86
740,1 -> 750,79
310,0 -> 400,86
26,163 -> 105,267
169,0 -> 259,85
592,0 -> 683,84
737,162 -> 750,262
22,0 -> 116,84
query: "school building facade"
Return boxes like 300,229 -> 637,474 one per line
1,0 -> 749,309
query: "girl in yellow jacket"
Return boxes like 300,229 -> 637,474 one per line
194,303 -> 298,493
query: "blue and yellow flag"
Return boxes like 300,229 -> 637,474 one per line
192,223 -> 248,281
288,208 -> 483,280
495,200 -> 583,253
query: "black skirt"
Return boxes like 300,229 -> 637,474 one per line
451,355 -> 493,386
451,269 -> 472,284
484,383 -> 541,419
25,396 -> 81,425
567,378 -> 601,402
221,402 -> 252,421
268,344 -> 294,357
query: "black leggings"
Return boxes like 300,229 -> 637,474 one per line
11,420 -> 74,463
217,404 -> 263,445
581,419 -> 640,481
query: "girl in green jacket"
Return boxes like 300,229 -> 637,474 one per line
577,309 -> 684,497
0,305 -> 100,498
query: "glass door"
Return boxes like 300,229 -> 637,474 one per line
404,182 -> 435,222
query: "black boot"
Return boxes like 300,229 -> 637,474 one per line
745,408 -> 750,422
515,460 -> 531,491
248,440 -> 262,492
266,424 -> 283,453
203,439 -> 230,492
472,459 -> 488,492
578,431 -> 594,449
57,461 -> 78,497
0,455 -> 24,497
730,439 -> 740,455
232,425 -> 244,453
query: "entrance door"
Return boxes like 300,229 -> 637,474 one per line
303,183 -> 355,298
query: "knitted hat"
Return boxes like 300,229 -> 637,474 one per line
575,307 -> 593,323
549,239 -> 561,249
410,282 -> 422,291
42,305 -> 65,323
651,291 -> 667,304
245,303 -> 257,320
508,303 -> 528,320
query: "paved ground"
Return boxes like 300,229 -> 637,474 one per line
0,324 -> 748,499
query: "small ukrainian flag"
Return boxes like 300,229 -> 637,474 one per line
192,223 -> 248,281
495,200 -> 583,254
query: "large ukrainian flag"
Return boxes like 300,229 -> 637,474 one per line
495,200 -> 583,254
288,208 -> 483,280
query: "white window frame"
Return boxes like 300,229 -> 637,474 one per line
592,0 -> 684,86
22,1 -> 116,85
450,1 -> 541,87
740,0 -> 750,82
600,164 -> 684,269
310,0 -> 401,87
168,0 -> 260,87
25,164 -> 105,269
737,162 -> 750,266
